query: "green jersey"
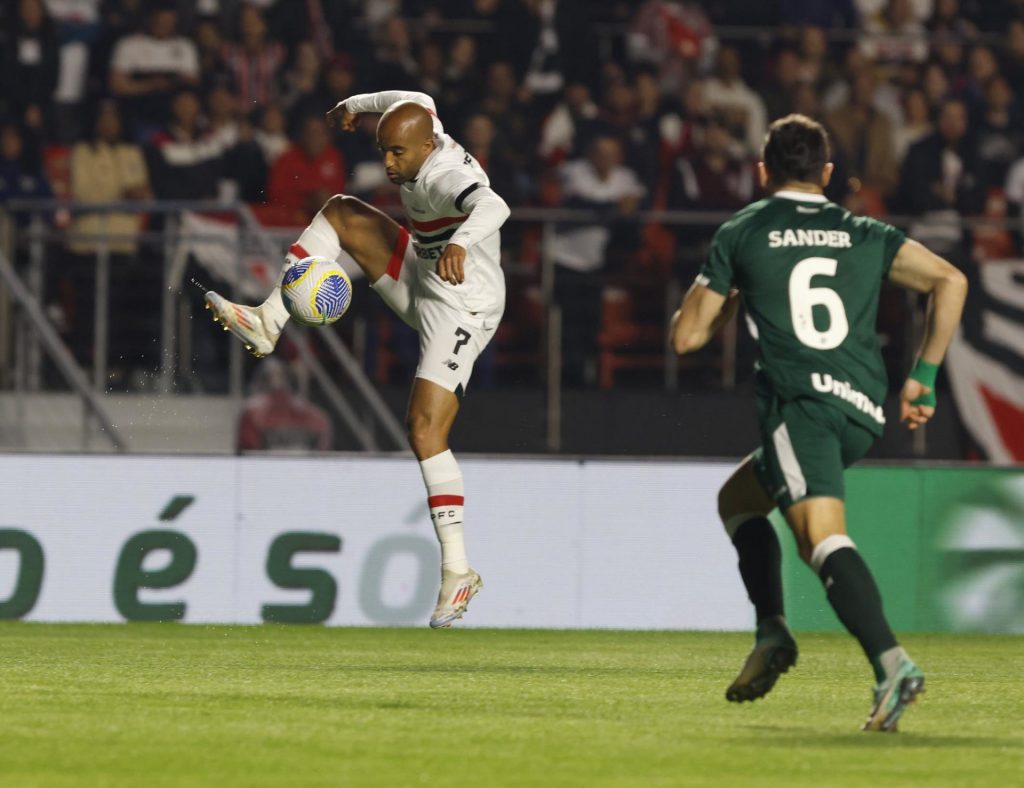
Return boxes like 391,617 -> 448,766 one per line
697,190 -> 906,436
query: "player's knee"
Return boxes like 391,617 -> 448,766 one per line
406,411 -> 440,458
322,194 -> 370,233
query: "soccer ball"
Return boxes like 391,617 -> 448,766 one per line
280,256 -> 353,327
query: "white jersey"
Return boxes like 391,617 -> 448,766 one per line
343,91 -> 509,315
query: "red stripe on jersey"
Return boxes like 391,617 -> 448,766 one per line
386,228 -> 410,280
428,494 -> 464,508
409,215 -> 467,232
289,242 -> 310,259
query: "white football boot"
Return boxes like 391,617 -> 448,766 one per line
204,291 -> 281,358
429,569 -> 483,629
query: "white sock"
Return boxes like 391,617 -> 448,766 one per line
262,211 -> 342,332
878,645 -> 909,681
419,449 -> 468,574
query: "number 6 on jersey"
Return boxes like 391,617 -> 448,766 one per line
789,256 -> 849,349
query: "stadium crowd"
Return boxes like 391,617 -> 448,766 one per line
1,0 -> 1022,388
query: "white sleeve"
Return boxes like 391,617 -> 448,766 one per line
449,185 -> 510,250
424,169 -> 508,250
343,91 -> 443,134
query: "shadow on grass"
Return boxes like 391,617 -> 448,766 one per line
738,725 -> 1022,749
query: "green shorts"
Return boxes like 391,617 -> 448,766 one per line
752,394 -> 876,511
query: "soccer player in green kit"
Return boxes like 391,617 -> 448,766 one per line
670,114 -> 968,732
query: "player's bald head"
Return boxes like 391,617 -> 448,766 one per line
377,101 -> 434,147
377,101 -> 437,184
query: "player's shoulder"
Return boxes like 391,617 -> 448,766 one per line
420,137 -> 484,193
840,208 -> 902,239
713,198 -> 773,241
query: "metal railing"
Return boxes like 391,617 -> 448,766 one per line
1,199 -> 406,452
1,199 -> 1016,453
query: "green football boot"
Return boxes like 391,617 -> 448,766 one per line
862,656 -> 925,732
726,615 -> 799,703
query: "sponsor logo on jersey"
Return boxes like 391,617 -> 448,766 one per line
811,372 -> 886,424
768,229 -> 852,248
444,359 -> 459,371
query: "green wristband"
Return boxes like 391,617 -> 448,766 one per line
909,359 -> 939,407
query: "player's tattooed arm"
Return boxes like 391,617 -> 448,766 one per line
437,244 -> 466,285
670,284 -> 735,355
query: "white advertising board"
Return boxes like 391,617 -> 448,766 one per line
0,455 -> 752,630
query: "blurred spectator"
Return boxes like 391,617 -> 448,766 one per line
593,81 -> 648,177
368,15 -> 419,91
962,45 -> 1000,112
280,41 -> 323,112
207,85 -> 267,202
194,17 -> 231,90
898,98 -> 983,255
108,4 -> 200,130
973,76 -> 1024,194
538,82 -> 599,166
221,4 -> 286,112
439,36 -> 484,121
667,117 -> 754,213
267,115 -> 345,224
1001,19 -> 1024,88
703,47 -> 768,156
237,358 -> 332,452
822,47 -> 903,125
762,48 -> 805,121
798,25 -> 834,87
781,0 -> 859,28
547,136 -> 645,384
628,0 -> 718,93
0,122 -> 53,209
69,101 -> 151,255
254,103 -> 290,165
294,54 -> 357,128
929,0 -> 978,39
858,0 -> 929,66
826,70 -> 899,199
922,60 -> 952,114
46,0 -> 103,144
519,0 -> 598,111
893,88 -> 933,164
464,112 -> 526,206
146,90 -> 227,199
1,0 -> 60,135
474,61 -> 532,154
415,41 -> 445,100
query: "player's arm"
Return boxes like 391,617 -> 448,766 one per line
437,184 -> 510,285
887,238 -> 969,430
670,284 -> 739,355
326,91 -> 437,131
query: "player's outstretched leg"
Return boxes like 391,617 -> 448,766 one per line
790,498 -> 925,732
718,457 -> 798,703
206,195 -> 406,356
408,378 -> 483,628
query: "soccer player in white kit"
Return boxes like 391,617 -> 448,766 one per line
205,91 -> 510,628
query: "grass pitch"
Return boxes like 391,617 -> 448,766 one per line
0,625 -> 1020,787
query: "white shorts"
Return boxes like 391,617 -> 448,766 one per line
371,229 -> 503,395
